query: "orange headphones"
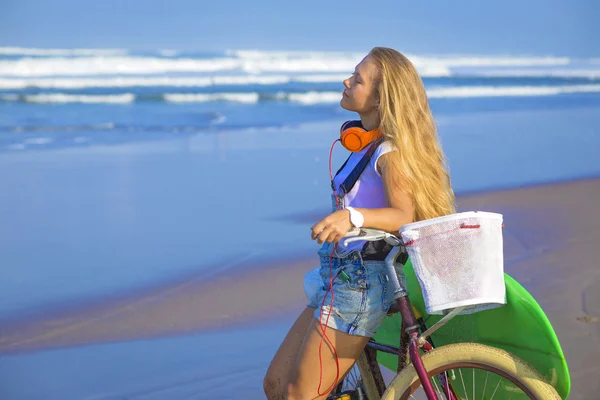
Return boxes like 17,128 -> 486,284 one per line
340,120 -> 382,152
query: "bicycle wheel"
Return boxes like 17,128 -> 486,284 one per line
382,343 -> 560,400
328,351 -> 382,400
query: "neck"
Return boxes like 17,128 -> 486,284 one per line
359,111 -> 379,131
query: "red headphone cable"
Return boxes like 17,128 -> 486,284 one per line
316,139 -> 343,396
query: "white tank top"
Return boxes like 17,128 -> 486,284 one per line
331,140 -> 394,255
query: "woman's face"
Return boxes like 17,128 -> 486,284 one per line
340,55 -> 379,114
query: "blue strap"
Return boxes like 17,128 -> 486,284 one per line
334,138 -> 384,196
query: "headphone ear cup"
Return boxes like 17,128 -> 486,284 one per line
340,127 -> 366,152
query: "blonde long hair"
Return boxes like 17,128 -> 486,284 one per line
369,47 -> 455,221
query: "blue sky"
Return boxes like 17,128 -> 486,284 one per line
1,0 -> 598,56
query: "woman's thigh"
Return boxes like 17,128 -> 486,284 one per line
287,316 -> 371,400
264,306 -> 316,399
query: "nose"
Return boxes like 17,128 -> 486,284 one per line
343,78 -> 351,89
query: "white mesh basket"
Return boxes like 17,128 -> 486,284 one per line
400,211 -> 506,315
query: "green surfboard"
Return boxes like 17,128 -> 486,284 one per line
374,258 -> 571,399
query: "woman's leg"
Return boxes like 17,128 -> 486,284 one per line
285,317 -> 371,400
264,306 -> 316,400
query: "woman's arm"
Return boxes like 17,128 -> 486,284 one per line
311,153 -> 414,244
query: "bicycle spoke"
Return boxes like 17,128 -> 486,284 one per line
481,371 -> 489,400
459,368 -> 469,400
444,371 -> 451,397
489,376 -> 502,400
432,375 -> 442,396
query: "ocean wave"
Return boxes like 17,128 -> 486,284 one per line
164,93 -> 259,104
0,47 -> 128,57
0,50 -> 584,79
2,70 -> 599,91
411,55 -> 570,68
0,56 -> 242,77
427,84 -> 600,98
0,55 -> 449,78
277,85 -> 600,102
2,85 -> 599,105
3,93 -> 136,104
463,69 -> 600,79
0,76 -> 298,89
0,74 -> 357,90
229,50 -> 570,67
163,91 -> 342,105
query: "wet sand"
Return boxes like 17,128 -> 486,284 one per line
1,178 -> 599,398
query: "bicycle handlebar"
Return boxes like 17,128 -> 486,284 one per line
341,228 -> 402,247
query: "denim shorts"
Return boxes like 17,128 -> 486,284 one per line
306,247 -> 408,337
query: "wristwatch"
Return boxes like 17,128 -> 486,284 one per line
345,207 -> 364,228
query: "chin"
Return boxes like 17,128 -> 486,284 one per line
340,97 -> 353,111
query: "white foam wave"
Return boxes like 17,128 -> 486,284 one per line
229,50 -> 570,67
23,93 -> 135,104
0,75 -> 296,89
0,50 -> 581,79
0,57 -> 241,77
3,85 -> 598,106
295,74 -> 351,83
164,93 -> 259,104
0,53 -> 440,77
427,84 -> 600,98
465,69 -> 600,79
411,55 -> 570,68
0,47 -> 127,57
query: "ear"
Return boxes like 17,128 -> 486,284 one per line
373,93 -> 380,109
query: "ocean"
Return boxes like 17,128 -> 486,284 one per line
1,48 -> 600,151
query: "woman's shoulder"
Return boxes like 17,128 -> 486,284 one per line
366,140 -> 395,177
379,139 -> 395,150
373,140 -> 396,158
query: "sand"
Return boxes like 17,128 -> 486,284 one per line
1,178 -> 599,398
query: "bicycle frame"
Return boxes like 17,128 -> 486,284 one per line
341,231 -> 461,400
363,293 -> 458,400
375,244 -> 457,400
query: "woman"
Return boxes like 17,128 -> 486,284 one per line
264,47 -> 455,400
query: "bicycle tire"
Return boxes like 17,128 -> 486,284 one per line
381,343 -> 560,399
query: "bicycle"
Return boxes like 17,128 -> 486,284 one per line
324,228 -> 564,400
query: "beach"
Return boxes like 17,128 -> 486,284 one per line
0,179 -> 600,399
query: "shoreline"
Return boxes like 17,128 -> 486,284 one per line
1,177 -> 598,357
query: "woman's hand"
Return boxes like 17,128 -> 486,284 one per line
311,209 -> 353,244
